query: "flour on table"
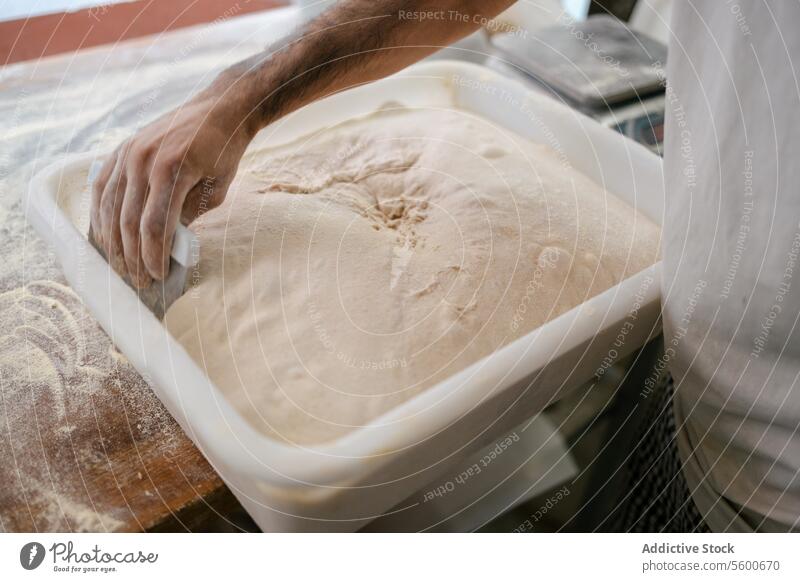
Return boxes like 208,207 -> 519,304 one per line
26,480 -> 124,533
165,107 -> 661,445
0,280 -> 186,531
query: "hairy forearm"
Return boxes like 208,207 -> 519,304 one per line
213,0 -> 514,136
89,0 -> 516,283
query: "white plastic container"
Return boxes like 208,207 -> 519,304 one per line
26,60 -> 663,532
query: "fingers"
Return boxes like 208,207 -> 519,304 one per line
98,153 -> 128,276
90,152 -> 117,246
120,149 -> 152,289
141,162 -> 200,280
91,144 -> 203,283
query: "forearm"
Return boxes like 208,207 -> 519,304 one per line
91,0 -> 516,283
213,0 -> 515,136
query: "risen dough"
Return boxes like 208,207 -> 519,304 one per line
165,107 -> 660,444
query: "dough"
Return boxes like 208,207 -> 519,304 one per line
164,106 -> 660,445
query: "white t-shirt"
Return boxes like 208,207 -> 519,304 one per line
664,1 -> 800,532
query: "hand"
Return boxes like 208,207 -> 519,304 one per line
90,89 -> 255,288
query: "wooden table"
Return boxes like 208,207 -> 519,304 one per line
0,7 -> 297,533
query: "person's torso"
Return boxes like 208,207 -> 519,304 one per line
664,0 -> 800,532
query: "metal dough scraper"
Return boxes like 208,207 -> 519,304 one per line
86,161 -> 199,319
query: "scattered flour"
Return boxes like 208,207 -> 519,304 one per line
0,281 -> 94,419
0,16 -> 291,532
27,480 -> 125,533
0,279 -> 188,531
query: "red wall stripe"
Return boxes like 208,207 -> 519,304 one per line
0,0 -> 287,65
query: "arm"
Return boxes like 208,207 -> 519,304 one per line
91,0 -> 515,287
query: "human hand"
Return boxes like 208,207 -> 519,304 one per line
90,90 -> 254,288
